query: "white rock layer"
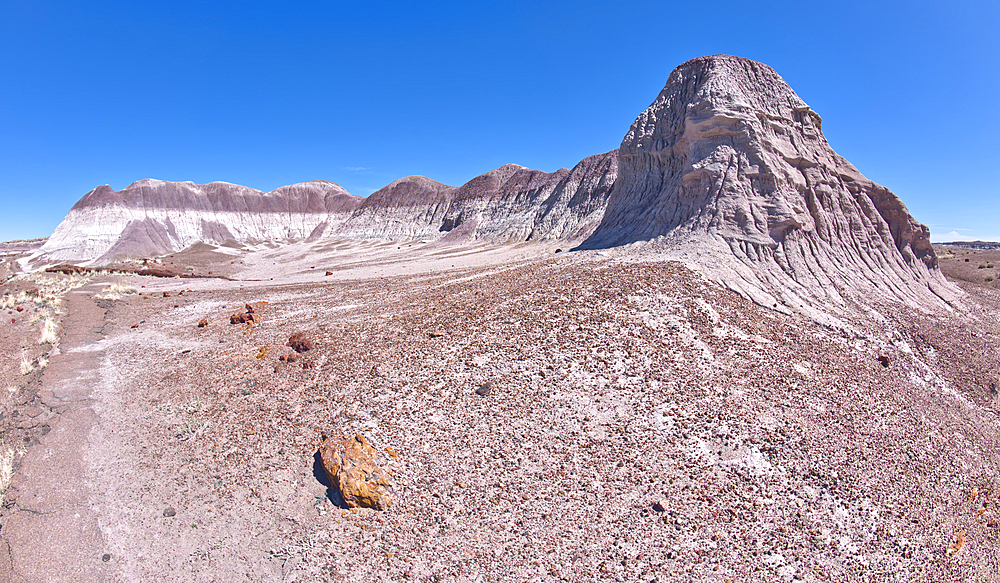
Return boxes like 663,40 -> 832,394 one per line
27,153 -> 618,267
30,180 -> 363,266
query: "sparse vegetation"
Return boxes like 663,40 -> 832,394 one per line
96,282 -> 138,300
19,353 -> 34,375
38,317 -> 58,345
0,446 -> 14,503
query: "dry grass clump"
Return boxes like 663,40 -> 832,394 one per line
96,282 -> 138,300
12,272 -> 90,304
38,317 -> 58,345
0,446 -> 14,504
19,353 -> 35,376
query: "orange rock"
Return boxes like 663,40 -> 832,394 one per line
319,434 -> 394,510
947,529 -> 966,557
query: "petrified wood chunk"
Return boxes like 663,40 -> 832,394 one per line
318,434 -> 394,510
286,332 -> 313,353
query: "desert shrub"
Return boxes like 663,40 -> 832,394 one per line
987,276 -> 995,283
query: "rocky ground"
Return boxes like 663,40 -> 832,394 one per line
1,241 -> 998,582
936,245 -> 1000,290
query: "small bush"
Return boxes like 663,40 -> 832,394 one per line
987,276 -> 995,283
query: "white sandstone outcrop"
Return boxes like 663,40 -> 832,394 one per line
27,153 -> 618,267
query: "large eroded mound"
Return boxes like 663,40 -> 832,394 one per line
583,55 -> 954,311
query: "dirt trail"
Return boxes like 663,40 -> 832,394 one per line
1,287 -> 120,582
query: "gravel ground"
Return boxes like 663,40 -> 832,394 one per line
2,244 -> 999,582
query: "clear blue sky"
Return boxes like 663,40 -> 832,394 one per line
2,0 -> 997,242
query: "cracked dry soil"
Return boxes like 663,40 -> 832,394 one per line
2,249 -> 999,582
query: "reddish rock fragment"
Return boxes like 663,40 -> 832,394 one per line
230,312 -> 254,325
279,353 -> 299,363
878,354 -> 890,368
286,332 -> 313,353
197,318 -> 208,328
318,434 -> 394,510
947,530 -> 966,557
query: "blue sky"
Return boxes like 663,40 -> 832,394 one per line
1,0 -> 997,242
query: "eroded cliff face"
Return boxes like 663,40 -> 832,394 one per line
33,180 -> 363,266
28,151 -> 618,267
583,55 -> 953,309
332,151 -> 618,243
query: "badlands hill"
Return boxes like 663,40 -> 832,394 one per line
27,152 -> 617,268
584,55 -> 952,312
3,56 -> 999,582
26,56 -> 946,317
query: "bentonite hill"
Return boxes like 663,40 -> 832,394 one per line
1,55 -> 998,583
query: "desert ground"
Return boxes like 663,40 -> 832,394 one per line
1,239 -> 998,582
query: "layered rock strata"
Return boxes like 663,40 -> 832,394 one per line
334,151 -> 618,242
28,152 -> 617,267
582,54 -> 954,309
32,180 -> 362,266
27,54 -> 953,315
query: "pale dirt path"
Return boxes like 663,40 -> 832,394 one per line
1,286 -> 121,582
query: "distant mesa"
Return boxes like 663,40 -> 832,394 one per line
25,54 -> 954,312
937,241 -> 1000,251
